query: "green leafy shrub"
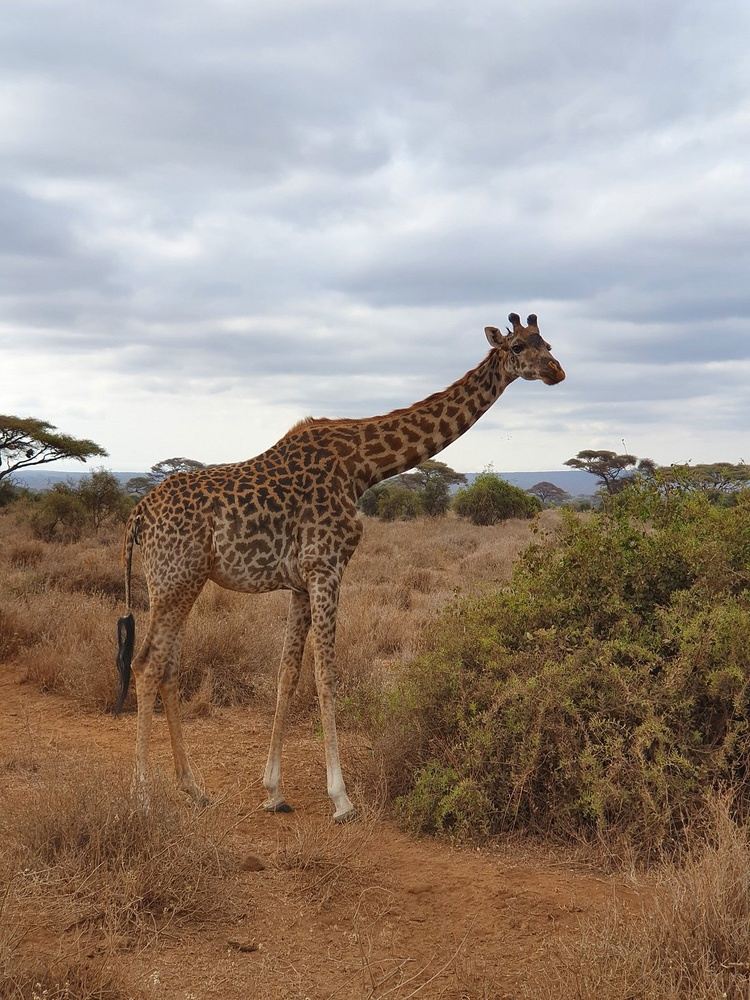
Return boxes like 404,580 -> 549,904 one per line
377,485 -> 423,521
77,468 -> 132,528
29,485 -> 88,542
379,483 -> 750,855
25,472 -> 132,541
453,471 -> 541,525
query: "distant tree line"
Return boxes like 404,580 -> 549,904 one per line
2,413 -> 746,535
359,460 -> 541,525
565,449 -> 749,505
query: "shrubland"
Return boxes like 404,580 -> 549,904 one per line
378,482 -> 750,856
0,501 -> 542,715
3,469 -> 750,996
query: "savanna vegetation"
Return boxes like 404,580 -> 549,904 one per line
380,478 -> 750,857
360,461 -> 541,523
1,449 -> 749,998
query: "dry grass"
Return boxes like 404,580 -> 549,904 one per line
0,944 -> 139,1000
524,798 -> 750,1000
0,751 -> 233,945
274,796 -> 384,911
0,508 -> 551,718
7,540 -> 45,569
344,917 -> 499,1000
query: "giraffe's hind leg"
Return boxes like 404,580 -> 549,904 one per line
161,671 -> 208,806
131,588 -> 202,807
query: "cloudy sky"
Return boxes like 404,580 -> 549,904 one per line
2,0 -> 748,475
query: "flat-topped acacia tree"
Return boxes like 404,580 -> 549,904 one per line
0,415 -> 107,482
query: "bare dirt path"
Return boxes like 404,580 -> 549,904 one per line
1,668 -> 641,999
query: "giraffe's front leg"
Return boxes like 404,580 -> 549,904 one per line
308,572 -> 356,823
263,590 -> 311,814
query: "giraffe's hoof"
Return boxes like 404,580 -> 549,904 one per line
180,784 -> 210,807
263,800 -> 294,814
333,807 -> 357,825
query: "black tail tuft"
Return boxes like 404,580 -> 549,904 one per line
114,612 -> 135,715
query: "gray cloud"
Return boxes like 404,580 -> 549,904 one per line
1,0 -> 748,469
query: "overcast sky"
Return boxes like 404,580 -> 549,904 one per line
2,0 -> 748,474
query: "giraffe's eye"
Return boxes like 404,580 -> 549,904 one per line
511,343 -> 525,355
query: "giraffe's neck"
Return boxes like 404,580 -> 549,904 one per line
351,350 -> 513,494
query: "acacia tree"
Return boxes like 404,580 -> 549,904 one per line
397,460 -> 467,493
0,415 -> 107,482
126,457 -> 206,497
654,462 -> 750,501
528,481 -> 570,505
564,450 -> 654,495
77,469 -> 132,529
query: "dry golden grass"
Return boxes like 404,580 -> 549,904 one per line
524,798 -> 750,1000
0,508 -> 552,719
0,751 -> 233,945
274,795 -> 384,911
0,943 -> 139,1000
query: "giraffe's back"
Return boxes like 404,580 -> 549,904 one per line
133,439 -> 360,597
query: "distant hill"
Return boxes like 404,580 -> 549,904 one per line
13,467 -> 597,496
13,470 -> 137,489
461,470 -> 596,496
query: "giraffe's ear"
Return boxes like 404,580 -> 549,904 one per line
485,326 -> 506,348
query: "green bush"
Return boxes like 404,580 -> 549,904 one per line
0,480 -> 27,507
379,483 -> 750,855
377,486 -> 423,521
24,471 -> 132,541
422,476 -> 451,517
29,485 -> 89,542
453,472 -> 540,525
358,486 -> 382,516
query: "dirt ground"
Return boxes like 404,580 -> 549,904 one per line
0,664 -> 645,1000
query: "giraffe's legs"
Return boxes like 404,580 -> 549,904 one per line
133,670 -> 157,806
132,594 -> 201,807
308,572 -> 355,822
263,590 -> 311,813
161,674 -> 207,805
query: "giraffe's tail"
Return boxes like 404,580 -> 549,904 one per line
114,514 -> 138,714
114,613 -> 135,715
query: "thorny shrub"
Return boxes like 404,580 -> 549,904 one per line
380,485 -> 750,855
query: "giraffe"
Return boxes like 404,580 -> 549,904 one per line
115,313 -> 565,821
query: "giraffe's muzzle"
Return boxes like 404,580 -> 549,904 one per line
541,361 -> 565,385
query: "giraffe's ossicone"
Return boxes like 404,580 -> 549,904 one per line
115,315 -> 565,821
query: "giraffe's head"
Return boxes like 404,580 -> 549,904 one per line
484,313 -> 565,385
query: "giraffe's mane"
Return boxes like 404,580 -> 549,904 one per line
282,415 -> 358,439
